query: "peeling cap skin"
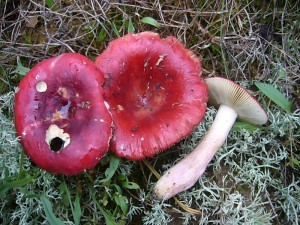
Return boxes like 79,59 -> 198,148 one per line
15,53 -> 113,175
95,32 -> 208,160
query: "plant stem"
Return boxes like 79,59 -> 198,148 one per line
154,104 -> 238,200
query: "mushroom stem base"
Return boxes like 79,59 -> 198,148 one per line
154,104 -> 238,200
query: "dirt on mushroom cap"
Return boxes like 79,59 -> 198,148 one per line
95,32 -> 208,160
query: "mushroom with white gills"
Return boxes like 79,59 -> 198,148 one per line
154,76 -> 268,200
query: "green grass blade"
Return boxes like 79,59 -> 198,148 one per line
112,22 -> 120,37
97,28 -> 107,43
141,17 -> 160,28
99,206 -> 119,225
232,121 -> 258,132
127,18 -> 135,34
91,193 -> 120,225
255,82 -> 292,113
113,194 -> 128,214
60,178 -> 81,225
45,0 -> 58,10
0,175 -> 35,196
40,195 -> 65,225
100,155 -> 120,183
73,191 -> 82,225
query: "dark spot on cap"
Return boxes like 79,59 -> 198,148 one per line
155,83 -> 162,89
131,126 -> 139,132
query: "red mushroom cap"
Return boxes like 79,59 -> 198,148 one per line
95,32 -> 208,160
15,53 -> 113,175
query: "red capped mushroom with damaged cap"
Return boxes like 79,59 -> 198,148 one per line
95,32 -> 208,160
15,53 -> 113,175
154,76 -> 268,200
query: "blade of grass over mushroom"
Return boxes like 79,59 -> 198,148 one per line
255,82 -> 292,113
40,194 -> 65,225
141,17 -> 161,28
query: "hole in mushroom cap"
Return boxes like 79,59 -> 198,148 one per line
50,137 -> 65,152
45,124 -> 70,152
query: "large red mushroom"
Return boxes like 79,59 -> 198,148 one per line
95,32 -> 208,160
15,53 -> 113,175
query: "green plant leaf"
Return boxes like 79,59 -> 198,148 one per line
113,194 -> 128,214
117,174 -> 126,181
278,66 -> 286,80
73,192 -> 81,225
45,0 -> 58,10
58,182 -> 69,207
100,155 -> 120,183
97,28 -> 107,43
99,206 -> 120,225
287,156 -> 300,168
255,82 -> 292,113
232,121 -> 258,132
112,183 -> 122,194
91,193 -> 120,225
40,195 -> 65,225
60,179 -> 81,225
112,22 -> 120,37
141,17 -> 160,28
127,18 -> 135,34
0,175 -> 35,196
11,58 -> 30,76
121,181 -> 140,189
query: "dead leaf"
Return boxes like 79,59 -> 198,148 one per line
26,16 -> 39,28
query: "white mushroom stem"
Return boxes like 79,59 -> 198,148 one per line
154,104 -> 238,200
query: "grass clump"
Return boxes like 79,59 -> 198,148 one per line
1,0 -> 299,224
